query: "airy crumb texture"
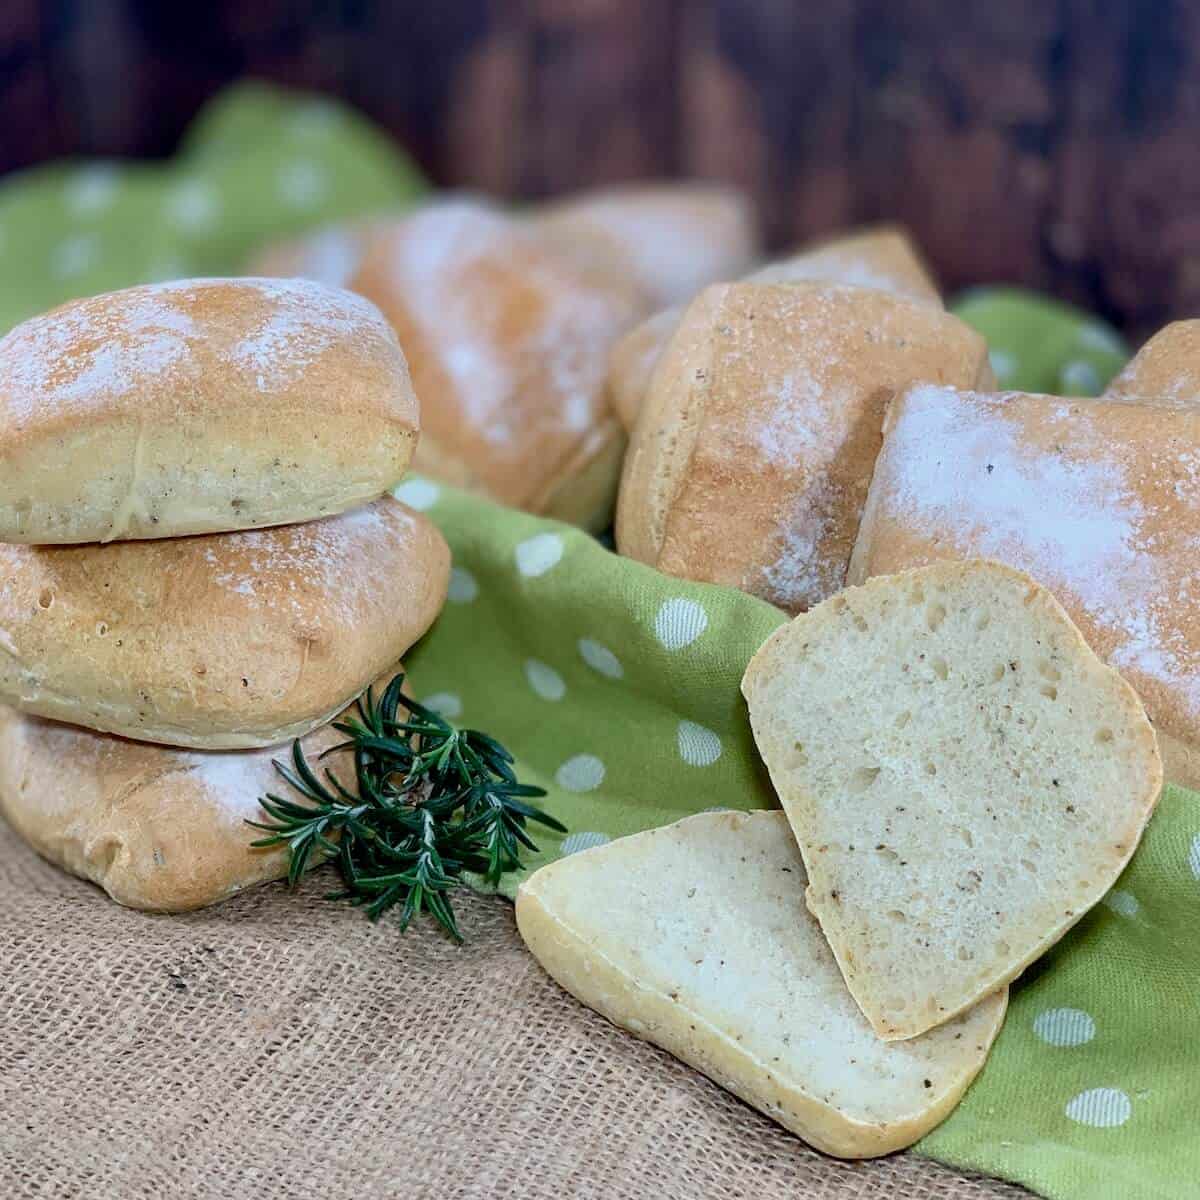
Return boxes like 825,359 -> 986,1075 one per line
516,810 -> 1007,1159
742,560 -> 1161,1041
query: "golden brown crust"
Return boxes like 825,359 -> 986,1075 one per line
530,183 -> 759,309
748,225 -> 941,305
0,497 -> 448,748
607,225 -> 942,434
617,283 -> 990,614
849,386 -> 1200,787
0,669 -> 404,911
350,201 -> 646,528
0,278 -> 418,543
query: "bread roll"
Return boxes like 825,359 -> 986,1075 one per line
517,811 -> 1007,1158
616,283 -> 991,613
0,694 -> 350,912
746,225 -> 941,301
742,561 -> 1160,1041
1106,319 -> 1200,401
848,385 -> 1200,787
607,226 -> 940,433
0,496 -> 448,748
0,277 -> 418,544
349,200 -> 647,530
531,183 -> 759,309
245,220 -> 382,287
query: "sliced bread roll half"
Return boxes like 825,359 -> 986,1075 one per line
516,810 -> 1007,1159
742,560 -> 1162,1042
349,200 -> 647,530
616,283 -> 991,612
606,225 -> 941,433
0,496 -> 448,748
0,669 -> 402,911
0,277 -> 419,543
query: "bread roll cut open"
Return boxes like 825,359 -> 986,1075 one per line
616,282 -> 991,613
742,560 -> 1162,1042
517,810 -> 1007,1159
0,277 -> 419,543
849,384 -> 1200,788
0,668 -> 403,911
0,496 -> 448,749
606,225 -> 940,433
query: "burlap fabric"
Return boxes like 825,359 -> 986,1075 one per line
0,821 -> 1028,1200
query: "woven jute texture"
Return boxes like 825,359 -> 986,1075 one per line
0,819 -> 1028,1200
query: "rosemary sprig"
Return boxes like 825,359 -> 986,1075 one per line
247,673 -> 566,943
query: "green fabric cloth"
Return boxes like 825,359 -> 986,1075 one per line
0,80 -> 1193,1200
400,479 -> 1200,1200
0,81 -> 427,336
953,287 -> 1129,396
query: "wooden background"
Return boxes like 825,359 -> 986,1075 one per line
3,0 -> 1198,337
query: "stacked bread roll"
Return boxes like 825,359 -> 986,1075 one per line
0,277 -> 450,910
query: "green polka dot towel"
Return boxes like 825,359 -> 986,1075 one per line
0,80 -> 1191,1200
402,476 -> 1200,1200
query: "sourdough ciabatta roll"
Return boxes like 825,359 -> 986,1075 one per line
349,200 -> 647,530
606,226 -> 941,432
742,562 -> 1161,1041
0,277 -> 418,544
616,283 -> 991,613
531,183 -> 759,309
1106,319 -> 1200,401
0,497 -> 448,749
848,385 -> 1200,788
517,811 -> 1007,1157
0,674 -> 400,911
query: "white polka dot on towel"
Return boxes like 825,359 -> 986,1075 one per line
447,567 -> 479,604
1065,1087 -> 1132,1128
677,720 -> 722,766
65,165 -> 120,215
165,180 -> 220,233
524,659 -> 566,701
559,832 -> 610,856
393,477 -> 441,511
1033,1007 -> 1096,1047
1104,889 -> 1139,917
515,533 -> 564,577
555,754 -> 606,793
655,598 -> 708,651
578,638 -> 623,679
421,692 -> 462,720
277,161 -> 328,209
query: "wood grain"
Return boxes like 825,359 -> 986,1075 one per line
2,0 -> 1198,334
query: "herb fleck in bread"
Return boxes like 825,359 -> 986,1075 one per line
742,560 -> 1161,1041
516,810 -> 1007,1159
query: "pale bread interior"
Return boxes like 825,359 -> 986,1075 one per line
742,559 -> 1161,1041
517,810 -> 1007,1159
